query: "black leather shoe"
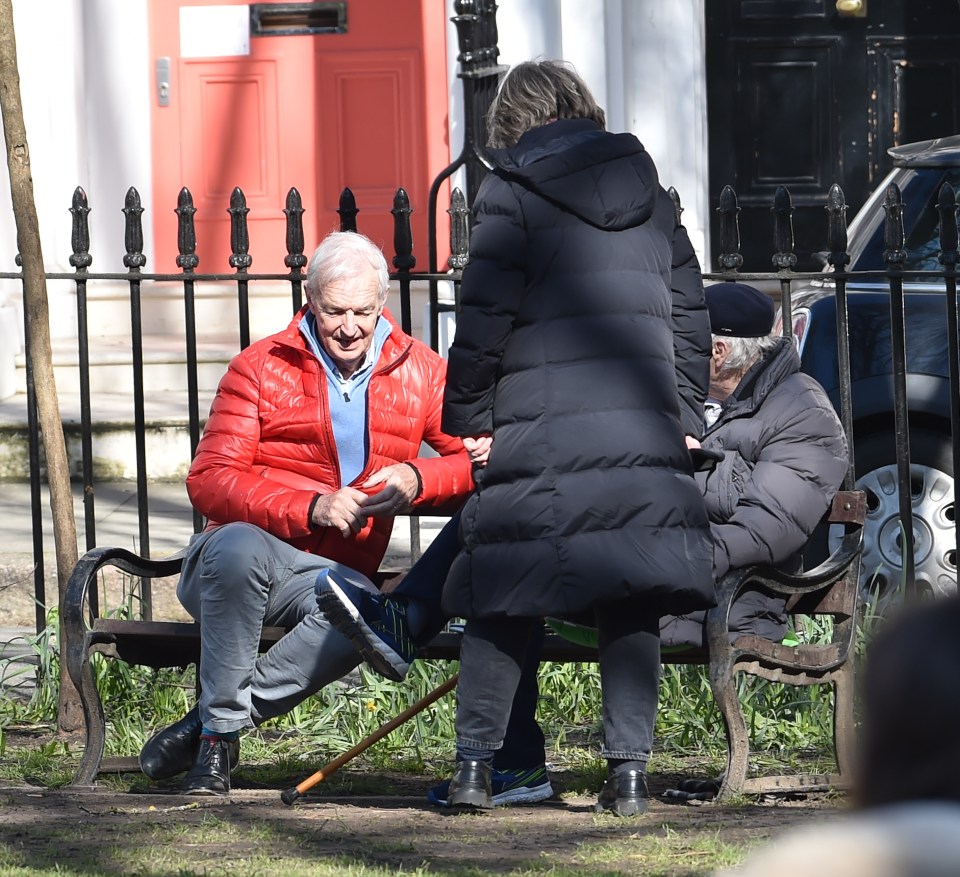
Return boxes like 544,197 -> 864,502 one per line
447,759 -> 493,809
594,768 -> 649,816
139,706 -> 202,780
180,736 -> 239,796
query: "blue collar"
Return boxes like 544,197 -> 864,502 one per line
300,311 -> 391,391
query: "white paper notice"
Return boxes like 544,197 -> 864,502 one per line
180,6 -> 251,59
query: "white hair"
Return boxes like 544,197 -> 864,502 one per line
306,232 -> 389,303
715,332 -> 781,380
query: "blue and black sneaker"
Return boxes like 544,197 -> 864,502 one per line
428,765 -> 553,807
315,568 -> 417,681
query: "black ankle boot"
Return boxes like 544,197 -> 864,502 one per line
181,735 -> 239,796
595,768 -> 649,817
139,706 -> 202,780
447,759 -> 493,809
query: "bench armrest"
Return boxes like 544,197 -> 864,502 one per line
63,546 -> 186,634
705,489 -> 867,650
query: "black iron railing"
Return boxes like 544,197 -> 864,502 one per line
2,182 -> 471,625
3,0 -> 959,635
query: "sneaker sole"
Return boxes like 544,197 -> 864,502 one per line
449,789 -> 494,809
318,581 -> 411,682
431,781 -> 554,807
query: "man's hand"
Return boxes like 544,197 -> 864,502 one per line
463,435 -> 492,467
359,463 -> 421,517
311,487 -> 373,537
310,464 -> 420,536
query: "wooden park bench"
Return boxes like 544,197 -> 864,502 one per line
62,490 -> 865,801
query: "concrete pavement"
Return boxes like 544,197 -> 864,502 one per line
0,479 -> 445,702
1,481 -> 199,699
1,479 -> 444,630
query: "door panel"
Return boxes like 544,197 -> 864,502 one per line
318,51 -> 424,253
733,40 -> 841,195
180,59 -> 285,269
148,0 -> 449,274
182,63 -> 279,204
707,0 -> 960,272
868,37 -> 960,184
721,37 -> 843,268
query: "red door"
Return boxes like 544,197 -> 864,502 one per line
148,0 -> 450,273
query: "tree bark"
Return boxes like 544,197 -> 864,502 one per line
0,0 -> 83,732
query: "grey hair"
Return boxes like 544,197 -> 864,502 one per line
715,332 -> 781,380
305,232 -> 389,303
486,60 -> 606,149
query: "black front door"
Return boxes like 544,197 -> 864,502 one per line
706,0 -> 960,273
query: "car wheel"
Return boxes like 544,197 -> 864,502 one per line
829,429 -> 957,610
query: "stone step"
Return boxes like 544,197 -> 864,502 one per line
0,388 -> 214,481
0,284 -> 457,481
13,335 -> 239,396
6,277 -> 448,344
44,279 -> 298,340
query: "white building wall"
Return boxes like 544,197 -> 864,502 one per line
0,0 -> 86,274
0,0 -> 88,356
493,0 -> 709,266
81,0 -> 154,273
2,1 -> 709,346
619,0 -> 710,262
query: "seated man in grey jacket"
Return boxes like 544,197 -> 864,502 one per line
662,280 -> 848,647
316,281 -> 849,805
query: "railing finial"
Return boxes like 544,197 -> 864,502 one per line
122,187 -> 146,271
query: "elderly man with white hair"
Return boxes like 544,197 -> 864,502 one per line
137,231 -> 473,795
660,280 -> 848,648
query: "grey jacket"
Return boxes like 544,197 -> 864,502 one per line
661,337 -> 848,647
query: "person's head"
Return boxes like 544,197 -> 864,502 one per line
304,231 -> 390,378
704,282 -> 778,400
486,60 -> 606,149
855,595 -> 960,809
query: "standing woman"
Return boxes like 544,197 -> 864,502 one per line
440,60 -> 716,816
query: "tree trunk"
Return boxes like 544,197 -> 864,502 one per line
0,0 -> 83,732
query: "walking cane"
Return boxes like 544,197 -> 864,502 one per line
280,673 -> 458,805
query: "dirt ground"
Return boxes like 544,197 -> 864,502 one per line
0,727 -> 843,876
1,567 -> 843,874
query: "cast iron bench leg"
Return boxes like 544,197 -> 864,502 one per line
66,633 -> 112,786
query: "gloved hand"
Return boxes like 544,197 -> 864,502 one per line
689,446 -> 724,473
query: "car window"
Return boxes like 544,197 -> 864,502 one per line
848,168 -> 958,272
903,168 -> 960,271
798,293 -> 951,394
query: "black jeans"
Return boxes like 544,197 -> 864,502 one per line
454,601 -> 660,764
393,511 -> 546,768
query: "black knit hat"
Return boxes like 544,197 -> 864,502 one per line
705,282 -> 776,338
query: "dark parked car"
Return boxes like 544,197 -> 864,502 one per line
785,135 -> 960,606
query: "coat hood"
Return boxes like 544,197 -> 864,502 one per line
489,119 -> 659,230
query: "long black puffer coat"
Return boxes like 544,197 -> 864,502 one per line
440,118 -> 715,620
660,337 -> 849,647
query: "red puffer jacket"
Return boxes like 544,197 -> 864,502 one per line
186,307 -> 473,578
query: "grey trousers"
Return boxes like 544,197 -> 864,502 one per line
176,522 -> 373,733
455,602 -> 661,764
